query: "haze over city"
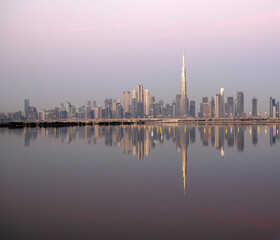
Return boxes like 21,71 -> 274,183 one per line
0,0 -> 280,113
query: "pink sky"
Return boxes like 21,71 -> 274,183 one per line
0,0 -> 280,113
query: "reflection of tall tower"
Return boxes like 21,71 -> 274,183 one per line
235,126 -> 245,151
137,126 -> 144,160
180,50 -> 187,117
178,126 -> 189,196
123,126 -> 131,153
252,125 -> 258,145
181,142 -> 187,196
144,127 -> 150,156
215,126 -> 225,156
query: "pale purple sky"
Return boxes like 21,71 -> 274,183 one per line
0,0 -> 280,114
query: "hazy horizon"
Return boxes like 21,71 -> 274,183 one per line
1,0 -> 280,114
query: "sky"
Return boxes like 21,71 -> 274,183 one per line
0,0 -> 280,114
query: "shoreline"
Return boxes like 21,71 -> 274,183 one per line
1,118 -> 280,128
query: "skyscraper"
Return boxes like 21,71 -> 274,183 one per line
277,102 -> 280,118
65,102 -> 72,118
180,50 -> 187,117
175,94 -> 181,117
104,98 -> 112,119
131,90 -> 137,118
144,89 -> 150,116
215,94 -> 221,118
211,97 -> 215,118
269,97 -> 277,118
236,92 -> 244,117
71,105 -> 76,119
59,103 -> 67,119
123,91 -> 131,118
137,84 -> 144,117
24,99 -> 30,117
189,100 -> 195,118
220,88 -> 225,117
202,103 -> 211,118
252,98 -> 258,117
112,99 -> 122,118
199,97 -> 212,118
97,105 -> 103,119
225,97 -> 234,117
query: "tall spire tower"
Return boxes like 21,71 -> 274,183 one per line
180,49 -> 187,116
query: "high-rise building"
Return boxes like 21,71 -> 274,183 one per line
131,90 -> 137,118
38,110 -> 46,121
144,89 -> 150,116
220,88 -> 225,117
65,102 -> 72,118
199,97 -> 210,118
189,100 -> 195,118
236,92 -> 244,117
215,94 -> 221,118
123,91 -> 131,117
26,106 -> 38,121
211,97 -> 215,118
277,102 -> 280,118
85,102 -> 93,119
116,102 -> 123,119
180,50 -> 187,117
273,105 -> 277,118
71,105 -> 76,119
104,98 -> 112,118
252,98 -> 258,117
202,103 -> 211,118
225,97 -> 234,118
98,105 -> 103,119
171,101 -> 176,118
269,97 -> 275,117
112,99 -> 122,118
93,106 -> 99,119
24,99 -> 30,117
137,84 -> 144,117
175,94 -> 181,118
59,103 -> 67,119
269,97 -> 279,118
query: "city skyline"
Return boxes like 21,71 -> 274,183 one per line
1,50 -> 279,120
1,50 -> 279,115
1,2 -> 280,239
0,0 -> 280,113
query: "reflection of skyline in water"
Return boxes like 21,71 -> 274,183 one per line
1,125 -> 280,240
1,124 -> 279,195
0,124 -> 279,194
2,125 -> 277,150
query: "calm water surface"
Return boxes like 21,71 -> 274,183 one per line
0,124 -> 280,240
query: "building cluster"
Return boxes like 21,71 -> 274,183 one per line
0,51 -> 279,122
269,97 -> 280,118
198,89 -> 246,118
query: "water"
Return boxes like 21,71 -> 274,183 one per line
0,124 -> 280,240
